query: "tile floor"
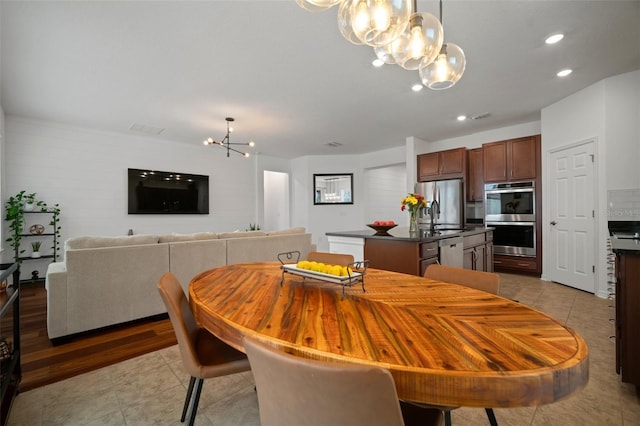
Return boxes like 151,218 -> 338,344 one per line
7,273 -> 640,425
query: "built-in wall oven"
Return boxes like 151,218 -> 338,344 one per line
485,181 -> 536,257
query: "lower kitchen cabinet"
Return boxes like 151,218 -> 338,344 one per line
493,254 -> 537,273
463,231 -> 494,272
614,252 -> 640,386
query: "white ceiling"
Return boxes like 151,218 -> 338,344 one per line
1,1 -> 639,159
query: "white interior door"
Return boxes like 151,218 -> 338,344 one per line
263,171 -> 290,231
548,141 -> 596,292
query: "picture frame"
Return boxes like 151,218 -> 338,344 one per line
313,173 -> 353,205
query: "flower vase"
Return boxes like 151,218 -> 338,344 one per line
409,210 -> 419,234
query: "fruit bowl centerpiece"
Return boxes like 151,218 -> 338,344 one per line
367,221 -> 397,235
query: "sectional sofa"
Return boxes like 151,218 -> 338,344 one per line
45,228 -> 312,341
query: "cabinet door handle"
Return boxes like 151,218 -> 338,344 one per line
550,221 -> 557,226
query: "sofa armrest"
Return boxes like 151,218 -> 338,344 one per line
45,262 -> 68,339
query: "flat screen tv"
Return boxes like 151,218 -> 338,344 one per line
128,168 -> 209,214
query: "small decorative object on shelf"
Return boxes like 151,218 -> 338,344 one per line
31,241 -> 42,258
29,224 -> 45,235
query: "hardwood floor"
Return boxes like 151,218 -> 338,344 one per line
19,281 -> 177,392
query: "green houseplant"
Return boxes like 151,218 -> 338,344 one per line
4,191 -> 62,262
31,241 -> 42,258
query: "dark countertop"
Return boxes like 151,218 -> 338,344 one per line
608,221 -> 640,255
611,235 -> 640,255
326,226 -> 492,243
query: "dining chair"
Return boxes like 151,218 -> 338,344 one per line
243,336 -> 443,426
423,264 -> 500,426
423,264 -> 500,295
157,272 -> 251,426
307,251 -> 355,266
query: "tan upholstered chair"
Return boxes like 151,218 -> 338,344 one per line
307,251 -> 355,266
423,264 -> 500,295
423,264 -> 500,426
158,272 -> 251,426
243,336 -> 443,426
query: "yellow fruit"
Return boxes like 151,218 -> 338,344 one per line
330,265 -> 342,276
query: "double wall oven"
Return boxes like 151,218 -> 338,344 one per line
485,181 -> 536,257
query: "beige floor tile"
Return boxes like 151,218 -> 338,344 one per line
7,273 -> 640,426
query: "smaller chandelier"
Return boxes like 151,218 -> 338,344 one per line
203,117 -> 255,158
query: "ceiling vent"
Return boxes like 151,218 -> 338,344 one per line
471,112 -> 490,120
326,142 -> 343,148
130,123 -> 165,135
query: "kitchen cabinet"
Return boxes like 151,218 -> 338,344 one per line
365,239 -> 423,276
493,254 -> 537,273
466,148 -> 484,201
419,242 -> 439,275
417,147 -> 466,181
463,231 -> 493,272
483,135 -> 539,182
614,252 -> 640,386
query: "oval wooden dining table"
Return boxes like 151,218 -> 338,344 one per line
189,262 -> 589,408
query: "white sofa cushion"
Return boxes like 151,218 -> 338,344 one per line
265,227 -> 306,236
65,234 -> 159,250
218,230 -> 267,239
159,232 -> 219,243
168,239 -> 227,291
226,233 -> 312,265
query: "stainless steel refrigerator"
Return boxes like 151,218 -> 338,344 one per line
414,179 -> 464,229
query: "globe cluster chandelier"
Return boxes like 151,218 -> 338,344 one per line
297,0 -> 465,90
203,117 -> 255,158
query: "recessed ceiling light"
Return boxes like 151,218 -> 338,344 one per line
545,33 -> 564,44
457,115 -> 467,121
557,69 -> 573,77
411,83 -> 423,92
372,58 -> 384,67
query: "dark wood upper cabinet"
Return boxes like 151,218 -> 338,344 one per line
417,147 -> 466,181
483,135 -> 539,182
466,148 -> 484,201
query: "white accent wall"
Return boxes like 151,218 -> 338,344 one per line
1,117 -> 258,264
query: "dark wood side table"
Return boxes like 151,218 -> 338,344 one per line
1,263 -> 21,426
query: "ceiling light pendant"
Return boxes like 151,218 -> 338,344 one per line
203,117 -> 255,158
391,1 -> 443,71
419,42 -> 465,90
338,0 -> 364,45
348,0 -> 411,47
418,0 -> 465,90
296,0 -> 342,12
373,37 -> 401,64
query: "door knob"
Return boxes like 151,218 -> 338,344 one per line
550,221 -> 557,226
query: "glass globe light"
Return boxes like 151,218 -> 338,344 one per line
419,42 -> 466,90
338,0 -> 363,45
296,0 -> 342,12
373,38 -> 402,64
349,0 -> 411,47
392,12 -> 443,71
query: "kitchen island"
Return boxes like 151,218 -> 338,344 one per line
326,227 -> 493,276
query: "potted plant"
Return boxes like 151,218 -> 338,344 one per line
4,191 -> 62,262
31,241 -> 42,258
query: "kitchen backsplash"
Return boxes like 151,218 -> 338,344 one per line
608,189 -> 640,221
